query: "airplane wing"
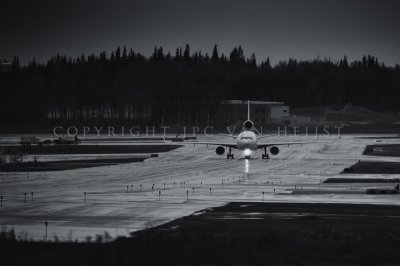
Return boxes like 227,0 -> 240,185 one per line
256,134 -> 277,140
186,141 -> 238,149
218,133 -> 237,140
257,141 -> 310,149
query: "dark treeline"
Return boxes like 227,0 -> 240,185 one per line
1,44 -> 400,126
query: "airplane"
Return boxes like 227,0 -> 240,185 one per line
191,100 -> 309,159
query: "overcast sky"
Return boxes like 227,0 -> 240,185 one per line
1,0 -> 400,65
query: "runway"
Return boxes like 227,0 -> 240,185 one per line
1,134 -> 400,241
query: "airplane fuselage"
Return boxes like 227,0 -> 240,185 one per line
236,130 -> 258,151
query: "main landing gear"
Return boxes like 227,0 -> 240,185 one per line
226,147 -> 234,159
262,147 -> 269,159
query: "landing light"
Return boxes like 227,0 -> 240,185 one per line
244,149 -> 251,156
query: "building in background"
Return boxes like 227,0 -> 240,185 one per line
217,100 -> 291,125
0,62 -> 12,73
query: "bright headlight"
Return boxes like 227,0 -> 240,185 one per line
244,149 -> 251,156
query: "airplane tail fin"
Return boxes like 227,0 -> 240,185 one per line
247,100 -> 250,121
242,100 -> 254,131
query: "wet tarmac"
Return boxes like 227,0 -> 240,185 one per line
1,134 -> 400,241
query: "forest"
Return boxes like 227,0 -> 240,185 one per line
1,44 -> 400,126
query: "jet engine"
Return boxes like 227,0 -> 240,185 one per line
216,146 -> 225,155
243,120 -> 253,130
269,146 -> 279,155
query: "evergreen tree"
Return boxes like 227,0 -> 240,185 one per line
265,58 -> 271,70
115,46 -> 121,61
249,53 -> 256,66
12,56 -> 20,70
157,47 -> 164,60
175,47 -> 180,60
229,47 -> 238,62
237,46 -> 245,63
183,44 -> 190,62
122,46 -> 127,61
211,45 -> 219,62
